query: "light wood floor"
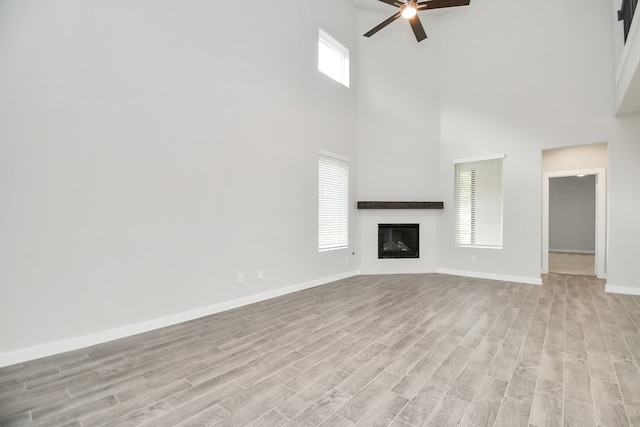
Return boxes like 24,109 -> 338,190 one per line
549,252 -> 596,276
2,273 -> 640,427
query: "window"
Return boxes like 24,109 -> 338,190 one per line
454,154 -> 505,248
318,29 -> 350,87
318,151 -> 350,251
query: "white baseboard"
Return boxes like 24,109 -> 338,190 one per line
549,249 -> 596,254
0,270 -> 360,368
436,268 -> 542,285
605,284 -> 640,296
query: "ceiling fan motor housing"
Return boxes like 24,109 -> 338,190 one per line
364,0 -> 471,42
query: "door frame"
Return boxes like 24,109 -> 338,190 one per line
542,168 -> 607,278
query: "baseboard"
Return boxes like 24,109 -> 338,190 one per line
549,249 -> 596,254
605,284 -> 640,296
436,268 -> 542,285
0,270 -> 360,368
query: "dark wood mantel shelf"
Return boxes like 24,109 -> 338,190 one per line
357,201 -> 444,210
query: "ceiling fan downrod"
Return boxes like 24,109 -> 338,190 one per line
363,0 -> 471,43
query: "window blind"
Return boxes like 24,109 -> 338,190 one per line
454,155 -> 504,248
318,152 -> 349,251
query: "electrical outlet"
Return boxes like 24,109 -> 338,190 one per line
471,255 -> 477,262
258,270 -> 264,280
238,273 -> 245,284
345,256 -> 349,263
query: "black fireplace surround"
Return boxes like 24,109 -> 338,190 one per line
378,223 -> 419,259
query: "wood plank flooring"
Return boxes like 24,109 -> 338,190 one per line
1,273 -> 639,426
549,252 -> 595,276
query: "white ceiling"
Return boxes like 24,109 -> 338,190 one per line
354,0 -> 640,116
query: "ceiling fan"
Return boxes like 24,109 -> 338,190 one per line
363,0 -> 471,42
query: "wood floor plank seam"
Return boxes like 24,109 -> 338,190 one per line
2,273 -> 637,427
581,283 -> 612,427
527,278 -> 563,427
588,280 -> 635,426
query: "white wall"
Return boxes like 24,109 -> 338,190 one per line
607,116 -> 640,294
435,0 -> 618,284
0,0 -> 359,360
5,0 -> 640,364
542,143 -> 609,173
612,0 -> 625,69
612,0 -> 640,114
355,0 -> 640,292
356,10 -> 442,274
359,210 -> 439,274
541,144 -> 608,276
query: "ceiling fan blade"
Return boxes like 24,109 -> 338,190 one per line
364,11 -> 402,37
409,14 -> 427,42
377,0 -> 405,7
417,0 -> 470,10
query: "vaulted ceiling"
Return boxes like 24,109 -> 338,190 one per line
354,0 -> 640,116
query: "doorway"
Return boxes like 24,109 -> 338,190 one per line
548,175 -> 596,276
542,168 -> 606,278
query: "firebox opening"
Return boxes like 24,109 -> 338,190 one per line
378,224 -> 419,259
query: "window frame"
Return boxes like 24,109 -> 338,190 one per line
454,154 -> 505,249
318,29 -> 350,87
318,150 -> 350,252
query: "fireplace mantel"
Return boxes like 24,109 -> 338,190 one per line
357,201 -> 444,209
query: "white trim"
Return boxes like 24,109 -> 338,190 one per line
549,249 -> 596,254
456,245 -> 502,250
615,3 -> 640,115
318,149 -> 350,162
615,15 -> 639,83
453,153 -> 506,164
318,29 -> 345,54
318,152 -> 350,251
436,268 -> 542,285
542,168 -> 607,279
318,28 -> 350,88
0,270 -> 360,368
605,284 -> 640,296
454,156 -> 504,248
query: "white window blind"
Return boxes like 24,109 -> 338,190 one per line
454,155 -> 504,248
318,152 -> 349,251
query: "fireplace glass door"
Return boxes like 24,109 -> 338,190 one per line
378,224 -> 419,259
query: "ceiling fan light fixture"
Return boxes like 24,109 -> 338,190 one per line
401,3 -> 417,19
363,0 -> 471,42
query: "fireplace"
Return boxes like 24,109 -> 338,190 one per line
378,224 -> 419,259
